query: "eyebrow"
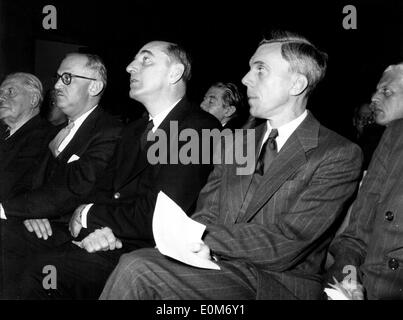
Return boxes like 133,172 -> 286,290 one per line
250,60 -> 267,68
138,49 -> 154,57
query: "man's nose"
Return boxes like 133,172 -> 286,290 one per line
126,61 -> 139,74
54,78 -> 63,90
241,71 -> 252,87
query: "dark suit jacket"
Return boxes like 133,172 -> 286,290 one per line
0,115 -> 54,201
329,118 -> 403,300
2,107 -> 122,219
192,111 -> 363,300
84,97 -> 221,249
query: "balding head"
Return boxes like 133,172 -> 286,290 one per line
370,62 -> 403,125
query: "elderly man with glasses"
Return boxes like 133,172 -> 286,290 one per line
0,53 -> 122,299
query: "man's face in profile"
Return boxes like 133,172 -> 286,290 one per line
371,70 -> 403,126
241,42 -> 294,119
200,86 -> 232,123
0,77 -> 33,126
126,41 -> 172,103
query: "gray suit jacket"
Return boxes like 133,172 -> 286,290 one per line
193,111 -> 363,299
329,118 -> 403,299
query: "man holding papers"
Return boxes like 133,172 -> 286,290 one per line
100,31 -> 363,300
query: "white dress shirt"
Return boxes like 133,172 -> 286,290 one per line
260,110 -> 308,153
0,105 -> 98,220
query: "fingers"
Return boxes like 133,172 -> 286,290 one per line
189,242 -> 211,260
24,219 -> 52,240
42,219 -> 52,237
79,228 -> 122,253
24,220 -> 34,232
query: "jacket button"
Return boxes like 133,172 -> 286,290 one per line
385,211 -> 394,221
113,192 -> 121,199
388,258 -> 399,270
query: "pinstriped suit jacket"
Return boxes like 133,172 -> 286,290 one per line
193,111 -> 363,299
329,118 -> 403,300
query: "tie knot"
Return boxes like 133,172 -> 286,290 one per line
268,128 -> 278,140
267,128 -> 278,151
66,121 -> 75,130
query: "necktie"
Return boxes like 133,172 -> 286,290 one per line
48,121 -> 75,157
237,127 -> 278,219
255,128 -> 278,175
140,119 -> 154,150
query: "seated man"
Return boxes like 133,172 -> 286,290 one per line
0,73 -> 54,201
100,31 -> 363,300
20,41 -> 221,299
200,82 -> 247,129
0,53 -> 122,299
325,62 -> 403,300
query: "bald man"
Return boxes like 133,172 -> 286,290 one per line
327,63 -> 403,299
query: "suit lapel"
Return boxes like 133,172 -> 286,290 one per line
226,122 -> 267,222
115,97 -> 191,189
114,116 -> 148,189
239,112 -> 320,223
56,107 -> 102,162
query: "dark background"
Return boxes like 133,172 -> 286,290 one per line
0,0 -> 402,139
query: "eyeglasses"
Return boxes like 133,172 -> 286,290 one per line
55,72 -> 97,85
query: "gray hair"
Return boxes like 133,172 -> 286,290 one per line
260,31 -> 328,96
5,72 -> 43,107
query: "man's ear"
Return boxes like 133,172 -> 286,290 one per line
89,80 -> 104,96
224,105 -> 236,118
289,73 -> 308,96
169,63 -> 185,84
30,93 -> 39,108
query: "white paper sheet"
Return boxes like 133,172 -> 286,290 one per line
152,191 -> 220,270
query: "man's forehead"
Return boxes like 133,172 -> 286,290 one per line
250,42 -> 283,64
137,41 -> 169,57
0,77 -> 23,88
379,69 -> 403,88
59,54 -> 88,71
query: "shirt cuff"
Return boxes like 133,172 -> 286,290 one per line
0,204 -> 7,220
81,203 -> 94,228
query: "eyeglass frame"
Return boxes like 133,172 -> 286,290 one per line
55,72 -> 97,85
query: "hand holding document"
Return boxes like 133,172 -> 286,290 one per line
324,277 -> 364,300
152,191 -> 220,270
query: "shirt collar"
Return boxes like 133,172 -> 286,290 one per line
70,104 -> 98,127
149,98 -> 182,132
265,109 -> 308,152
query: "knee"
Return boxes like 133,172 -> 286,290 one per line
117,248 -> 156,274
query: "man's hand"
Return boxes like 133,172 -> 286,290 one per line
189,242 -> 211,260
72,227 -> 122,253
24,219 -> 52,240
69,204 -> 86,238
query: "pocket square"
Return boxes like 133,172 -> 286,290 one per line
67,154 -> 80,163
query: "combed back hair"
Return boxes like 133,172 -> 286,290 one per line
163,42 -> 192,83
259,31 -> 328,96
66,53 -> 108,92
6,72 -> 43,107
212,82 -> 243,113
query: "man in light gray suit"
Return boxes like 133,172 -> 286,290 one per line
100,31 -> 363,300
